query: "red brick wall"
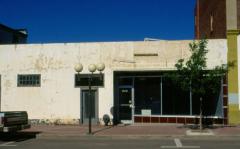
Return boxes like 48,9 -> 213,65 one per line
194,2 -> 199,39
195,0 -> 227,39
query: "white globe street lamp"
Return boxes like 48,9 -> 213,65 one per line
74,63 -> 83,73
88,64 -> 97,73
74,62 -> 105,135
96,63 -> 105,72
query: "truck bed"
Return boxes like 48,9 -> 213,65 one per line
0,111 -> 30,132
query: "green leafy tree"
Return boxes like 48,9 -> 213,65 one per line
174,39 -> 233,130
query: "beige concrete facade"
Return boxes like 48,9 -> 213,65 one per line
0,40 -> 227,124
226,0 -> 238,30
238,35 -> 240,109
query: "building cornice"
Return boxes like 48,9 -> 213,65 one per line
227,30 -> 240,35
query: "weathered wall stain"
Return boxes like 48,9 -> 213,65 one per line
34,54 -> 66,72
4,80 -> 12,91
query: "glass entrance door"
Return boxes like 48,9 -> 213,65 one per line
119,87 -> 134,124
81,90 -> 98,124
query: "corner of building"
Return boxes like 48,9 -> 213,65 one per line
227,29 -> 240,125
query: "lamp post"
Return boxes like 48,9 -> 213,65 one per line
74,62 -> 105,135
74,63 -> 83,123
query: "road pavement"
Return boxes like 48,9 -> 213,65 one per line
0,134 -> 240,149
1,124 -> 240,148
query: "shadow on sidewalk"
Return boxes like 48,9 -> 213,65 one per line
0,131 -> 41,142
92,126 -> 114,135
92,124 -> 131,135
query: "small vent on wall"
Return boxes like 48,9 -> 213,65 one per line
134,53 -> 158,57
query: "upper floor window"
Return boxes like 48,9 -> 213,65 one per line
210,13 -> 214,32
17,74 -> 41,87
195,15 -> 197,26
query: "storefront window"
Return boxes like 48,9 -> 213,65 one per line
116,72 -> 223,117
192,77 -> 222,116
134,77 -> 161,115
118,77 -> 133,86
162,77 -> 190,115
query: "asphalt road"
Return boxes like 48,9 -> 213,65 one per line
0,135 -> 240,149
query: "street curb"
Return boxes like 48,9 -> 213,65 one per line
36,133 -> 185,139
186,130 -> 214,136
35,133 -> 240,140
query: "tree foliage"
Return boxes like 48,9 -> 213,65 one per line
173,39 -> 231,97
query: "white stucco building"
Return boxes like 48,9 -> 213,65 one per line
0,39 -> 228,125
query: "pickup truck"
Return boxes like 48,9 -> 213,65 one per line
0,111 -> 30,132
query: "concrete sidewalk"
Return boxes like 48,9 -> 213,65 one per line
22,124 -> 240,138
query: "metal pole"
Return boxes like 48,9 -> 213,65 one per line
88,73 -> 92,134
200,97 -> 203,131
78,72 -> 83,124
190,80 -> 192,115
160,77 -> 162,115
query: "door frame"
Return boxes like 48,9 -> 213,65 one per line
118,85 -> 135,124
80,88 -> 99,124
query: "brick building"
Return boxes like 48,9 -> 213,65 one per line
195,0 -> 240,39
195,0 -> 240,124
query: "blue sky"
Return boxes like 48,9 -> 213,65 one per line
0,0 -> 196,43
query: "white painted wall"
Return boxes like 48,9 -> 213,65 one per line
0,40 -> 227,123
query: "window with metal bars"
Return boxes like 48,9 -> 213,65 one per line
17,74 -> 41,87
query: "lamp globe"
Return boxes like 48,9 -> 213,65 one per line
88,64 -> 97,73
74,63 -> 83,73
96,63 -> 105,72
